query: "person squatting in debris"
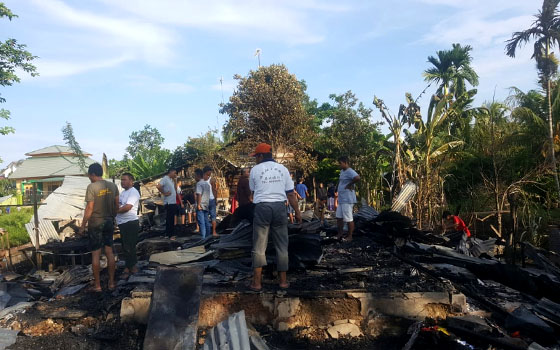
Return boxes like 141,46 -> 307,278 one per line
442,210 -> 472,254
295,178 -> 309,212
157,168 -> 178,238
79,163 -> 119,292
203,166 -> 218,236
195,168 -> 212,238
233,167 -> 254,226
249,143 -> 302,292
336,156 -> 360,242
116,172 -> 140,279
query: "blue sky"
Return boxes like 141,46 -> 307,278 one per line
1,0 -> 541,164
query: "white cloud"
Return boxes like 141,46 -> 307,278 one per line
33,56 -> 131,79
97,0 -> 348,44
31,0 -> 176,64
415,0 -> 541,100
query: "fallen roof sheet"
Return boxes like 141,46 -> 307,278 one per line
149,246 -> 214,266
203,310 -> 251,350
35,176 -> 121,221
25,219 -> 60,247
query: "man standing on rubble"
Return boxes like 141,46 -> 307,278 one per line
195,168 -> 212,238
116,173 -> 140,279
295,179 -> 309,212
249,143 -> 302,292
157,168 -> 177,237
315,182 -> 328,226
336,156 -> 360,242
203,166 -> 218,236
79,163 -> 119,292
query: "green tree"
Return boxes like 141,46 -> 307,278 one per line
423,43 -> 479,99
220,64 -> 316,174
316,91 -> 389,205
126,125 -> 165,161
0,3 -> 38,162
506,0 -> 560,201
61,122 -> 87,172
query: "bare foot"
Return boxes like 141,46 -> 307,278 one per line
279,282 -> 290,289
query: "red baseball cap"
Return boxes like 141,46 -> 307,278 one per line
250,143 -> 272,157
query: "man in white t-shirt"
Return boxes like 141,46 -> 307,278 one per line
157,168 -> 177,237
336,156 -> 360,242
116,172 -> 141,278
203,166 -> 218,236
248,143 -> 301,292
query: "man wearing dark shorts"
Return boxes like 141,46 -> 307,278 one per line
80,163 -> 119,292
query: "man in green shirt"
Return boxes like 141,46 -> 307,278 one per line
79,163 -> 119,292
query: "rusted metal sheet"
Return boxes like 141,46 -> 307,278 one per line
143,266 -> 204,350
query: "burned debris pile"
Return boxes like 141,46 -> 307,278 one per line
0,206 -> 559,349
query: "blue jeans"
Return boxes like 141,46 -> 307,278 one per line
208,199 -> 217,221
196,209 -> 211,238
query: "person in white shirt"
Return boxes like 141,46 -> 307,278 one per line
248,143 -> 301,292
336,156 -> 360,242
116,173 -> 141,278
203,166 -> 218,236
156,168 -> 177,237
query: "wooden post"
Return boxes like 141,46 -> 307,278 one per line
6,230 -> 12,271
32,183 -> 42,269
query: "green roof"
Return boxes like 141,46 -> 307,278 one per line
8,156 -> 95,180
26,145 -> 92,157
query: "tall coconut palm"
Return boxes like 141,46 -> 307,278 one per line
506,0 -> 560,201
423,43 -> 479,99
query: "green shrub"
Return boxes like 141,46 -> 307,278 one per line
0,208 -> 33,246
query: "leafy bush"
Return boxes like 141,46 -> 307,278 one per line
0,208 -> 32,246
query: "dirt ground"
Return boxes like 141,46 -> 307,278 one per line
2,270 -> 146,350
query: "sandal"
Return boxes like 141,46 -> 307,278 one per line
247,284 -> 262,293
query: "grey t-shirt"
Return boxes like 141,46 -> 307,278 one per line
337,168 -> 359,204
159,176 -> 176,205
196,179 -> 211,210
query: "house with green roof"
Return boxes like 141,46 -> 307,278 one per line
8,145 -> 96,203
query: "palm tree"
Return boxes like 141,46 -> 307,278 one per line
423,43 -> 479,99
506,0 -> 560,201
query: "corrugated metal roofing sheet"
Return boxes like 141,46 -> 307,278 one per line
36,176 -> 121,221
25,145 -> 92,157
392,181 -> 417,213
203,310 -> 251,350
25,220 -> 60,246
8,156 -> 95,180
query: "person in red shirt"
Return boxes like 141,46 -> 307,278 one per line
442,210 -> 471,237
442,210 -> 472,254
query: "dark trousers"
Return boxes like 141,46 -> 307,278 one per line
118,220 -> 139,270
252,202 -> 289,271
165,204 -> 177,236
